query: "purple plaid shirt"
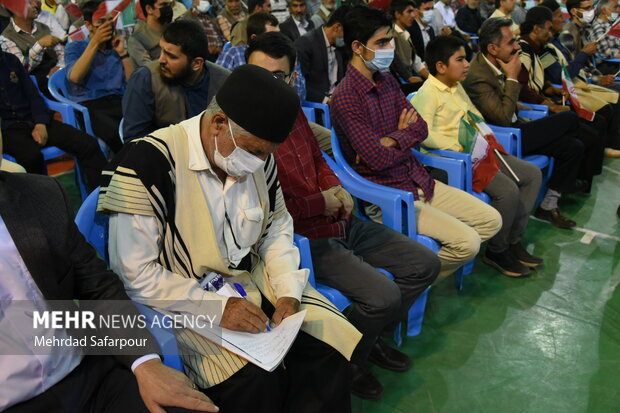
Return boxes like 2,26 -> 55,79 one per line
331,64 -> 435,201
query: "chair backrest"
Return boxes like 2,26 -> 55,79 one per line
74,187 -> 185,372
406,92 -> 417,101
75,187 -> 110,264
302,106 -> 316,123
223,41 -> 231,52
301,101 -> 332,130
48,68 -> 72,104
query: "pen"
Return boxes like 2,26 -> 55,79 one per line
233,283 -> 271,332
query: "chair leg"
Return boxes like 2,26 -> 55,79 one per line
406,287 -> 430,337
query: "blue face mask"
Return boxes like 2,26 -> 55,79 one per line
359,43 -> 395,72
335,36 -> 345,47
524,0 -> 536,10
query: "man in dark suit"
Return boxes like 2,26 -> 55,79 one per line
409,0 -> 435,61
0,155 -> 218,412
462,18 -> 584,229
280,0 -> 314,42
295,5 -> 347,103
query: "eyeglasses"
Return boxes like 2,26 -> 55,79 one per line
271,70 -> 293,82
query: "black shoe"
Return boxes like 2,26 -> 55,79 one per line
510,242 -> 544,268
534,207 -> 576,229
483,249 -> 531,277
368,338 -> 411,372
350,363 -> 383,400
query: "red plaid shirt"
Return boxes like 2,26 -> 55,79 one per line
275,110 -> 348,240
331,64 -> 435,201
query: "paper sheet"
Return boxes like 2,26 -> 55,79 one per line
191,310 -> 307,372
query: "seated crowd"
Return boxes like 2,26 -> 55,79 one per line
1,0 -> 619,411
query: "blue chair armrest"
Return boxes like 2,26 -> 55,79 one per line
323,152 -> 407,233
488,125 -> 521,157
293,234 -> 315,286
413,149 -> 466,190
301,101 -> 331,129
519,102 -> 549,114
134,303 -> 185,372
518,109 -> 546,120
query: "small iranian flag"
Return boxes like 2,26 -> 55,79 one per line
68,25 -> 90,42
94,0 -> 137,28
561,65 -> 595,121
458,111 -> 511,192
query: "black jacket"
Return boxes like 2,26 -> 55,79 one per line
408,20 -> 435,61
280,16 -> 315,42
295,27 -> 345,102
0,172 -> 159,368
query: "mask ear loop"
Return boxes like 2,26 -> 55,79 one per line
227,119 -> 238,148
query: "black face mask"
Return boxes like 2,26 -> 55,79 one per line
158,4 -> 173,25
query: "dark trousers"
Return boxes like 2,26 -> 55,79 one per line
516,111 -> 584,193
484,154 -> 542,253
597,102 -> 620,150
202,298 -> 352,413
2,120 -> 106,191
308,217 -> 440,365
82,95 -> 124,153
4,356 -> 200,413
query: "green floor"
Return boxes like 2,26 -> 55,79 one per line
56,158 -> 620,413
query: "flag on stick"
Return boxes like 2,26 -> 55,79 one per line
561,65 -> 595,121
68,25 -> 90,42
458,111 -> 512,191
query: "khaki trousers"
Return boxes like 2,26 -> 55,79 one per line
415,180 -> 502,278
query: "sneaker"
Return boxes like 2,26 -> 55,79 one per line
483,249 -> 531,277
510,242 -> 544,268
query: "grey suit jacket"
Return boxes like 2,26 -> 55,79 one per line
0,172 -> 159,367
280,16 -> 315,42
462,52 -> 522,127
295,27 -> 345,102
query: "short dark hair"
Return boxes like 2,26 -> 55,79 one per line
325,4 -> 350,27
139,0 -> 156,15
520,5 -> 553,35
540,0 -> 560,11
248,0 -> 267,12
425,35 -> 467,75
245,31 -> 297,72
565,0 -> 584,16
162,19 -> 210,60
81,0 -> 101,23
390,0 -> 415,16
343,4 -> 393,51
479,17 -> 514,55
246,12 -> 278,38
413,0 -> 433,8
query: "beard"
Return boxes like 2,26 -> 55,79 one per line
159,63 -> 194,86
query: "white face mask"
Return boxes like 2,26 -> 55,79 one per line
422,9 -> 434,24
213,120 -> 266,178
581,8 -> 595,24
610,11 -> 619,21
524,0 -> 536,10
196,0 -> 211,13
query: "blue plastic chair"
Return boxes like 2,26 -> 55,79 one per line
592,54 -> 620,81
461,31 -> 479,45
3,76 -> 90,200
75,187 -> 185,372
48,68 -> 109,157
328,129 -> 479,290
302,101 -> 331,130
301,106 -> 316,123
293,233 -> 430,345
222,41 -> 231,52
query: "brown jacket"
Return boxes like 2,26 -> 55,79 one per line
462,52 -> 522,127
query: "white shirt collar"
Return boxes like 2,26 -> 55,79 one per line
11,18 -> 37,35
322,26 -> 332,48
482,54 -> 504,77
184,112 -> 215,173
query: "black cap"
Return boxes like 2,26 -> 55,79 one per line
216,64 -> 300,143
